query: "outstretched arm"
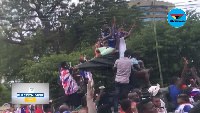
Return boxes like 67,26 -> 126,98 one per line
124,23 -> 135,40
87,80 -> 97,113
96,89 -> 104,101
102,28 -> 113,41
112,16 -> 116,30
190,67 -> 200,86
177,57 -> 188,89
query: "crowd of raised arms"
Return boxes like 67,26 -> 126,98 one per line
4,17 -> 200,113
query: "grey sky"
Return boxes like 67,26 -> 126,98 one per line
71,0 -> 200,12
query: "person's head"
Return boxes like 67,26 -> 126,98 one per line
131,89 -> 142,100
79,58 -> 86,64
152,96 -> 161,108
131,51 -> 141,59
120,99 -> 132,113
177,94 -> 190,105
60,61 -> 69,69
124,50 -> 131,57
190,79 -> 197,87
81,96 -> 87,107
183,87 -> 193,96
128,92 -> 140,103
43,104 -> 52,112
59,104 -> 70,113
171,76 -> 180,85
137,98 -> 157,113
103,25 -> 110,33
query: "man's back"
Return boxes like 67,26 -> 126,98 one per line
114,57 -> 133,83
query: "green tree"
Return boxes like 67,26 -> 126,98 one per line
127,11 -> 200,85
0,84 -> 11,106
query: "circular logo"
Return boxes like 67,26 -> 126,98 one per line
168,8 -> 187,28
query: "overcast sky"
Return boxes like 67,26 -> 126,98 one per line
71,0 -> 200,12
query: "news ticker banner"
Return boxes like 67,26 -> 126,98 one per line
12,83 -> 49,104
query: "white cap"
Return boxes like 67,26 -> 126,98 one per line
148,84 -> 160,96
99,86 -> 105,89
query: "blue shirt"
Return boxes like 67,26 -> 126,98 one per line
104,29 -> 118,48
131,58 -> 139,71
169,85 -> 182,107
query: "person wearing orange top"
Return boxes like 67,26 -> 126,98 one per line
94,38 -> 104,57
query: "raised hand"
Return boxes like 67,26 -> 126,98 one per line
87,80 -> 94,98
183,57 -> 188,65
190,67 -> 198,77
113,16 -> 116,23
132,23 -> 136,28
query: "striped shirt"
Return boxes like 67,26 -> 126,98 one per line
114,57 -> 133,83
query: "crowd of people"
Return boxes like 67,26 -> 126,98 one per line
3,17 -> 200,113
56,17 -> 200,113
58,55 -> 200,113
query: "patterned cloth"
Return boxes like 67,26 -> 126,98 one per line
175,103 -> 193,113
60,68 -> 79,96
114,57 -> 133,83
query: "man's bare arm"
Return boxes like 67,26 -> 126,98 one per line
190,67 -> 200,86
112,16 -> 116,29
102,28 -> 113,41
177,57 -> 188,89
124,23 -> 136,40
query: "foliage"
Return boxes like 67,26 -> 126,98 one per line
0,84 -> 11,106
127,12 -> 200,85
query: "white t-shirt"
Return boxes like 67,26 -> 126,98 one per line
119,37 -> 127,58
159,99 -> 167,113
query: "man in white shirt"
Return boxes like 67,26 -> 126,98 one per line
119,24 -> 135,58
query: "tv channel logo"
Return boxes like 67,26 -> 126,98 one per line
12,83 -> 49,104
168,8 -> 187,28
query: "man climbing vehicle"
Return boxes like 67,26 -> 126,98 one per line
130,51 -> 153,88
96,16 -> 118,57
59,61 -> 82,108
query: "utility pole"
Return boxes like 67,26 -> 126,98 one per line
152,0 -> 163,87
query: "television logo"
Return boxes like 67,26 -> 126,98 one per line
12,83 -> 49,104
29,87 -> 34,93
168,8 -> 187,28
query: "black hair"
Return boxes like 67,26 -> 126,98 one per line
131,88 -> 142,95
60,61 -> 68,69
79,58 -> 86,63
124,50 -> 131,57
177,94 -> 190,103
120,99 -> 132,112
137,98 -> 151,113
103,25 -> 110,32
151,96 -> 160,101
59,104 -> 69,113
43,104 -> 51,112
171,76 -> 179,85
182,87 -> 193,96
131,51 -> 141,58
81,96 -> 87,107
